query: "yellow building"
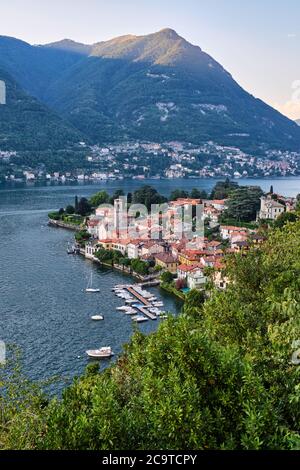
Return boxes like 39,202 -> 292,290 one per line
155,253 -> 178,274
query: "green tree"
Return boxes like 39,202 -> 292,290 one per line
131,258 -> 149,275
75,229 -> 90,245
273,211 -> 298,228
221,186 -> 263,222
119,257 -> 131,268
133,185 -> 167,210
75,196 -> 79,213
77,198 -> 91,216
210,178 -> 238,199
65,205 -> 75,215
190,188 -> 208,199
169,189 -> 189,201
183,289 -> 205,317
89,191 -> 110,207
160,271 -> 174,284
95,248 -> 114,263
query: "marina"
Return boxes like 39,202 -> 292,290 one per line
112,284 -> 165,321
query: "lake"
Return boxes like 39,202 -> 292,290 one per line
0,176 -> 299,392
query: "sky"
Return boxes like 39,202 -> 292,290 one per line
0,0 -> 300,119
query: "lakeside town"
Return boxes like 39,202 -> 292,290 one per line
48,181 -> 299,301
2,140 -> 300,183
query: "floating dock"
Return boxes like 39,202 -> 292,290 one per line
125,286 -> 157,320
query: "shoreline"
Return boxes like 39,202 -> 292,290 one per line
48,219 -> 81,231
82,250 -> 164,286
48,218 -> 184,299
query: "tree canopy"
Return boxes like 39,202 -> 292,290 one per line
221,186 -> 263,222
210,178 -> 238,200
89,191 -> 110,207
132,185 -> 167,210
1,217 -> 300,450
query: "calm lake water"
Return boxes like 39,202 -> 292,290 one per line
0,177 -> 299,391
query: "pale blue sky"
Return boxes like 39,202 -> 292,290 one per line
0,0 -> 299,118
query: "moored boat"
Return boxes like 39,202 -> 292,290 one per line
86,347 -> 114,358
91,315 -> 104,321
132,315 -> 148,323
86,272 -> 100,293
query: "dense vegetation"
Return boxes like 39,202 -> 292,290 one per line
1,215 -> 300,449
0,70 -> 85,159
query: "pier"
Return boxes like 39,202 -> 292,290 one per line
125,286 -> 157,320
135,305 -> 157,321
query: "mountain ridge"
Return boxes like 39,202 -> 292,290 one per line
0,29 -> 300,162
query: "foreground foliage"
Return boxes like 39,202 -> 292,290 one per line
1,220 -> 300,449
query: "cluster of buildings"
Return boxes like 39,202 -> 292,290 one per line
2,139 -> 300,182
83,190 -> 296,293
85,141 -> 300,179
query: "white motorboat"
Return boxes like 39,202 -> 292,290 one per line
123,307 -> 137,314
86,272 -> 100,293
86,347 -> 114,359
91,315 -> 104,321
152,301 -> 164,307
132,315 -> 148,323
116,306 -> 129,311
150,308 -> 162,315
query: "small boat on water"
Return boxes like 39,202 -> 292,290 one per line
116,306 -> 129,311
123,307 -> 137,314
132,315 -> 148,323
86,272 -> 100,293
86,347 -> 114,359
67,242 -> 76,254
149,308 -> 162,315
91,315 -> 104,321
152,301 -> 164,307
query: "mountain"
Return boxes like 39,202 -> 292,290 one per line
0,29 -> 300,162
0,36 -> 86,100
0,69 -> 86,169
43,39 -> 92,56
0,69 -> 83,149
42,29 -> 300,151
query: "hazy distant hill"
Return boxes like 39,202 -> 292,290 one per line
0,29 -> 300,162
43,38 -> 92,56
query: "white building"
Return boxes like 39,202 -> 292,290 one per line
187,269 -> 206,290
127,241 -> 142,259
258,195 -> 285,220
